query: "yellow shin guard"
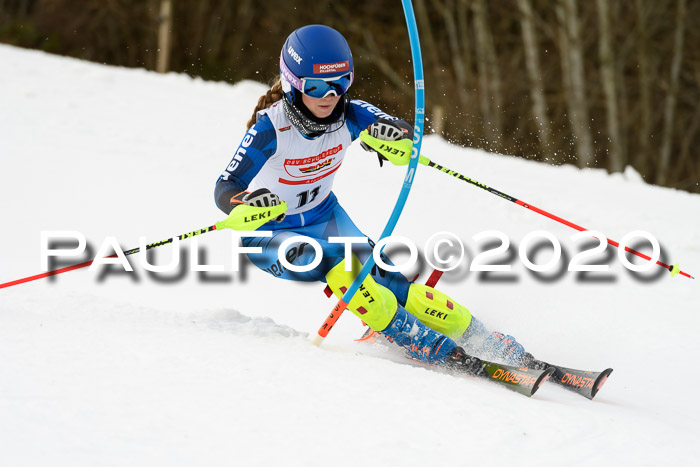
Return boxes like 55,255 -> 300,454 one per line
404,283 -> 471,339
325,256 -> 397,332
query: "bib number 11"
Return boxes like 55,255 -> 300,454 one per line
296,186 -> 320,208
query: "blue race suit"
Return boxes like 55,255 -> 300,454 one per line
214,99 -> 411,305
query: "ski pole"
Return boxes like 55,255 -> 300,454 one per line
361,129 -> 693,279
0,225 -> 217,290
0,202 -> 288,290
316,143 -> 694,344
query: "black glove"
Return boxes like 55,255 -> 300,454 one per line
360,118 -> 414,167
230,188 -> 286,222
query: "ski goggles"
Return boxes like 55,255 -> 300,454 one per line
280,55 -> 353,98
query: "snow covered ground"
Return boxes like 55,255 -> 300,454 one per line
1,44 -> 699,466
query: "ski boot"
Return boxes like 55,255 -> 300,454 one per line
381,306 -> 458,365
521,352 -> 551,371
483,331 -> 526,366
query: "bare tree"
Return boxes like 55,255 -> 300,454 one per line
657,0 -> 687,185
633,0 -> 653,176
156,0 -> 172,73
556,0 -> 595,167
516,0 -> 552,156
229,0 -> 254,66
431,0 -> 470,112
456,0 -> 473,87
204,1 -> 234,60
415,0 -> 448,133
472,0 -> 503,149
596,0 -> 624,172
675,104 -> 700,188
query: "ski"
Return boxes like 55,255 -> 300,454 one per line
542,365 -> 613,400
400,353 -> 554,397
358,328 -> 611,398
523,353 -> 613,399
474,361 -> 554,397
357,329 -> 553,397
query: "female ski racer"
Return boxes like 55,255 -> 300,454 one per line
214,24 -> 542,374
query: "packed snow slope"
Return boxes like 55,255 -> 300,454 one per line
1,45 -> 699,467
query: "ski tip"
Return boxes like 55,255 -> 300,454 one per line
530,366 -> 555,397
589,368 -> 614,400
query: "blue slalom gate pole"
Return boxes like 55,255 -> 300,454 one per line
312,0 -> 426,345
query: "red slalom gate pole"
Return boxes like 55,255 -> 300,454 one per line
312,300 -> 350,344
424,159 -> 694,280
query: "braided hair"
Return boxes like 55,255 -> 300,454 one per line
246,77 -> 284,130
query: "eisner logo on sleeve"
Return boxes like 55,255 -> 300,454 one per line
313,61 -> 350,74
